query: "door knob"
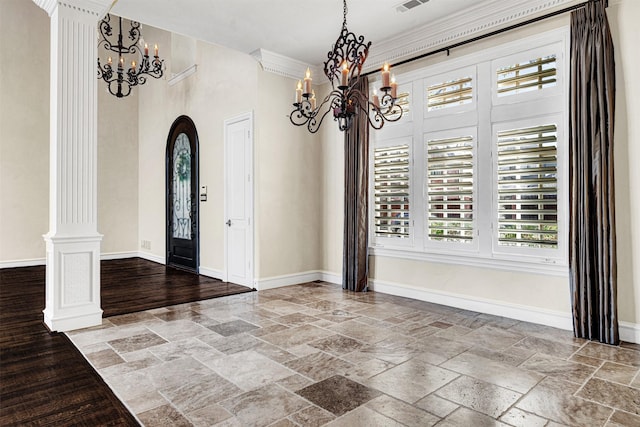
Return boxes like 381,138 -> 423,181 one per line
226,220 -> 232,227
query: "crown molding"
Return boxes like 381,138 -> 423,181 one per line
251,48 -> 325,82
364,0 -> 581,73
33,0 -> 113,17
253,0 -> 581,79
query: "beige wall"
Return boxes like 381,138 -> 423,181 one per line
0,0 -> 139,263
255,71 -> 323,278
0,0 -> 49,263
608,0 -> 640,327
137,27 -> 258,271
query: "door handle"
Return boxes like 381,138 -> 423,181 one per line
226,220 -> 232,227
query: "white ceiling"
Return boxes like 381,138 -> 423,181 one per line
110,0 -> 485,66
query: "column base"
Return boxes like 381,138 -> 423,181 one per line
43,233 -> 103,332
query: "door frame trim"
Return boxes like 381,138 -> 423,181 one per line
223,111 -> 255,286
165,115 -> 200,273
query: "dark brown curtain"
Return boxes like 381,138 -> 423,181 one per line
569,0 -> 618,345
342,77 -> 370,292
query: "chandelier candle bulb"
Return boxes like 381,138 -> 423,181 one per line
304,68 -> 312,94
341,62 -> 349,87
144,43 -> 149,56
131,60 -> 136,70
390,75 -> 398,98
382,63 -> 390,87
154,44 -> 158,57
373,89 -> 380,108
296,80 -> 303,103
119,56 -> 123,69
311,90 -> 317,109
107,56 -> 112,65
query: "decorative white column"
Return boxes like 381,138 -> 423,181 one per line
34,0 -> 111,331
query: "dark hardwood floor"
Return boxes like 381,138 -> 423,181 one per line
0,258 -> 253,426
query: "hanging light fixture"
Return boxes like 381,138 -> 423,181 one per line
97,14 -> 164,98
290,0 -> 403,133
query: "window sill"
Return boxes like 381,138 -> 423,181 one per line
369,246 -> 569,277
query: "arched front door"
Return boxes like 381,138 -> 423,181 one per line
166,115 -> 199,272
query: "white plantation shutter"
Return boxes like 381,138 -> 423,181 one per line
426,135 -> 474,243
497,124 -> 558,248
374,145 -> 410,239
427,76 -> 473,111
497,55 -> 557,96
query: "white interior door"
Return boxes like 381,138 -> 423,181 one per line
224,113 -> 254,287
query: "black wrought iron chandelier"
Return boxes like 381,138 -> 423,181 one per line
290,0 -> 402,133
97,14 -> 164,98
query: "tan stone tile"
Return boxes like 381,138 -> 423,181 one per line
277,374 -> 314,392
442,351 -> 543,393
415,394 -> 459,418
576,342 -> 640,367
289,406 -> 335,427
260,324 -> 334,349
327,319 -> 396,344
324,406 -> 403,426
86,348 -> 125,369
366,394 -> 440,426
577,378 -> 640,415
606,410 -> 640,427
519,353 -> 596,385
366,357 -> 458,403
284,351 -> 353,381
436,375 -> 521,418
437,407 -> 511,427
220,383 -> 308,427
187,403 -> 233,427
137,404 -> 192,427
499,407 -> 547,427
108,331 -> 167,354
594,361 -> 639,385
457,325 -> 524,350
204,350 -> 294,391
516,377 -> 613,425
514,335 -> 582,359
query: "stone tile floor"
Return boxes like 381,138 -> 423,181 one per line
66,282 -> 640,427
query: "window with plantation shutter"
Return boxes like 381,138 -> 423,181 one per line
427,76 -> 473,111
369,29 -> 567,272
373,144 -> 411,239
497,124 -> 558,248
497,55 -> 556,97
426,135 -> 474,243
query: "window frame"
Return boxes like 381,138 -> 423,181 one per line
369,27 -> 570,275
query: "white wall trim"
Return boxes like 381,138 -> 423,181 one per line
0,258 -> 47,268
321,271 -> 342,285
365,0 -> 579,72
251,48 -> 325,82
371,248 -> 570,277
369,278 -> 574,331
101,251 -> 139,260
199,266 -> 225,281
620,321 -> 640,345
168,64 -> 198,86
136,251 -> 165,265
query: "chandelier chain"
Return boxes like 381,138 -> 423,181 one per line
343,0 -> 348,29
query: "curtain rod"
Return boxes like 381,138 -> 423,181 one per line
363,0 -> 599,77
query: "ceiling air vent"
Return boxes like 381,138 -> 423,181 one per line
396,0 -> 430,13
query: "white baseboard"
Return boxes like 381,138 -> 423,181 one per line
137,251 -> 165,265
0,258 -> 46,268
255,271 -> 323,291
620,321 -> 640,344
101,251 -> 138,260
369,278 -> 574,331
199,266 -> 225,281
321,271 -> 342,285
